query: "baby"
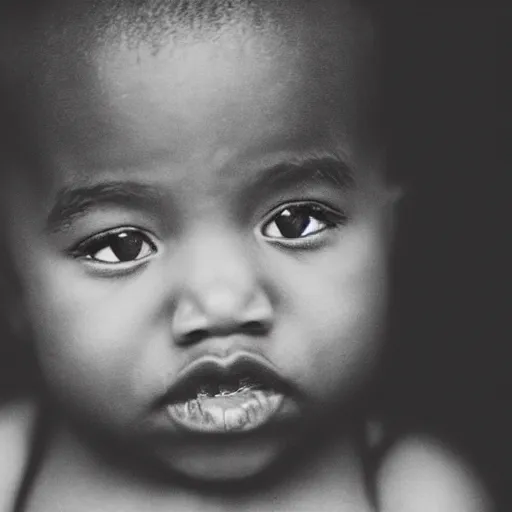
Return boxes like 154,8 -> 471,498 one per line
0,0 -> 492,510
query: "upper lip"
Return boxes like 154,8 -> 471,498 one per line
158,353 -> 293,405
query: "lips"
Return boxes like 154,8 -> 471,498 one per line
160,354 -> 293,434
162,354 -> 290,403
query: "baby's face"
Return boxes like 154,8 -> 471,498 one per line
6,3 -> 398,481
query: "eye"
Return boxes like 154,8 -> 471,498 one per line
72,228 -> 157,264
261,203 -> 346,240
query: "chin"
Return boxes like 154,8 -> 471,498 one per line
156,436 -> 286,483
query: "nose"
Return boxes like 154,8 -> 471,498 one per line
170,232 -> 274,345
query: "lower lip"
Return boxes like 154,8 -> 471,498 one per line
167,390 -> 284,434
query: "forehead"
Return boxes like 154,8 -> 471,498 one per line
13,1 -> 379,189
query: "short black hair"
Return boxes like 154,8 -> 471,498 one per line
1,0 -> 276,57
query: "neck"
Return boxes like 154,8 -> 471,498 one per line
26,415 -> 375,512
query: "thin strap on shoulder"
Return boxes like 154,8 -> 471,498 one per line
0,399 -> 38,512
13,401 -> 51,512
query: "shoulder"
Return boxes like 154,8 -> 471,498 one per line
0,398 -> 38,512
376,434 -> 494,512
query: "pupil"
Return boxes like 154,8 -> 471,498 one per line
275,208 -> 311,238
111,232 -> 144,261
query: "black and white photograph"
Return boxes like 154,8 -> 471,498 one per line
0,2 -> 508,511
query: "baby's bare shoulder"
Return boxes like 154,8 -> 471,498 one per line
377,434 -> 494,512
0,398 -> 38,512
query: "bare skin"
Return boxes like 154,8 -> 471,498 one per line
0,400 -> 492,512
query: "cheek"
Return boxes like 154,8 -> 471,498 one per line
20,253 -> 169,420
271,222 -> 390,402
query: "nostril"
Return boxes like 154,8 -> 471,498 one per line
243,320 -> 268,335
184,322 -> 267,342
183,329 -> 209,344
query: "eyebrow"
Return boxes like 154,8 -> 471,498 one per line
46,181 -> 166,233
46,152 -> 355,233
249,151 -> 356,193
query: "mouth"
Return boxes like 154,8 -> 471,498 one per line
160,355 -> 291,434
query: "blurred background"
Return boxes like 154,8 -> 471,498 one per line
379,7 -> 510,511
0,5 -> 510,511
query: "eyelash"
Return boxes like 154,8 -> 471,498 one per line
69,227 -> 158,266
260,202 -> 347,242
67,203 -> 346,270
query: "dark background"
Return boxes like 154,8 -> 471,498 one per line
0,5 -> 510,511
379,7 -> 510,511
